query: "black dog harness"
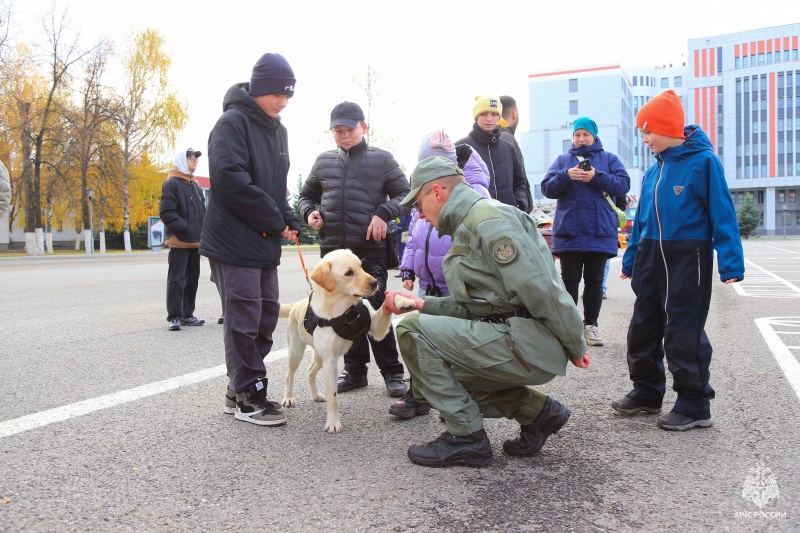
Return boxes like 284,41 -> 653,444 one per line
303,293 -> 372,341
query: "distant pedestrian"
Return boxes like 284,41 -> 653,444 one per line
498,95 -> 533,212
541,116 -> 630,347
159,147 -> 207,331
613,90 -> 744,431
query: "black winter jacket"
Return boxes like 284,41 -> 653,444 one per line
200,83 -> 300,268
456,123 -> 529,212
299,139 -> 410,258
159,176 -> 206,247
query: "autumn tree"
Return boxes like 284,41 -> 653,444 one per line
62,39 -> 113,253
114,28 -> 186,253
20,7 -> 96,255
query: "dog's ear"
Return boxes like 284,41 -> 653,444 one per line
311,260 -> 336,292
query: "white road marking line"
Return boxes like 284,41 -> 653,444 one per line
733,258 -> 800,297
755,317 -> 800,403
0,315 -> 408,439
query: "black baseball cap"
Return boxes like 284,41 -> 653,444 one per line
186,147 -> 202,158
330,102 -> 365,129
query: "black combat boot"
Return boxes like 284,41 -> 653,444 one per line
407,428 -> 493,467
503,397 -> 570,456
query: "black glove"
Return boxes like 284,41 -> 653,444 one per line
401,270 -> 415,282
455,144 -> 472,169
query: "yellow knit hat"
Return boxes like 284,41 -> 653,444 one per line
472,95 -> 503,120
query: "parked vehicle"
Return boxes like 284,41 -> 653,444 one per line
537,219 -> 553,250
623,207 -> 636,237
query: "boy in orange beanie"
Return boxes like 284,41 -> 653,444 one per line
612,89 -> 744,431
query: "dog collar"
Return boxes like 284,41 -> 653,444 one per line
303,292 -> 372,341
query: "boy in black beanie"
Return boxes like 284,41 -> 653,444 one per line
200,53 -> 300,427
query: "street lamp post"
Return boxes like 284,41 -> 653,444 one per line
88,189 -> 94,254
783,204 -> 787,240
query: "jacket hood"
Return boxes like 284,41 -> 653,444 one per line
568,137 -> 604,157
658,125 -> 710,162
222,82 -> 281,130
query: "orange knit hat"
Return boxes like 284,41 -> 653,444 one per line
635,90 -> 685,138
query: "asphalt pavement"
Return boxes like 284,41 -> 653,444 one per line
1,239 -> 798,532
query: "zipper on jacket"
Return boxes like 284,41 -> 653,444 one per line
654,155 -> 670,326
696,248 -> 701,287
503,335 -> 532,373
340,153 -> 348,248
488,137 -> 498,198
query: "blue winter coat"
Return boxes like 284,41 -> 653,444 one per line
622,125 -> 744,282
541,138 -> 630,256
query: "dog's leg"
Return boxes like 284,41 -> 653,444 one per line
307,349 -> 325,403
321,351 -> 343,433
282,338 -> 305,408
369,295 -> 416,341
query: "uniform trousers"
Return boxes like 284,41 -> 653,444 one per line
396,314 -> 554,437
166,247 -> 200,322
627,238 -> 715,419
209,259 -> 280,393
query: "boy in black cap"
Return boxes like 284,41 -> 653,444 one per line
299,101 -> 411,398
200,53 -> 300,427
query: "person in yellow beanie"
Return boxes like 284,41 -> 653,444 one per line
456,95 -> 529,211
612,89 -> 745,432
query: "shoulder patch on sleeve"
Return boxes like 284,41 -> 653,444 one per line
491,238 -> 517,265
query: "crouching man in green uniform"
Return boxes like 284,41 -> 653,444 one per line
383,157 -> 590,467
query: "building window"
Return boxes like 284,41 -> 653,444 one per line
569,100 -> 578,115
737,192 -> 745,204
569,78 -> 578,92
778,190 -> 785,203
661,77 -> 669,88
758,191 -> 764,203
790,191 -> 797,203
674,76 -> 683,87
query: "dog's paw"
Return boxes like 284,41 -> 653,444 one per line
324,419 -> 342,433
393,294 -> 416,312
312,393 -> 326,403
282,396 -> 297,407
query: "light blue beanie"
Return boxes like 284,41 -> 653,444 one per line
572,117 -> 598,138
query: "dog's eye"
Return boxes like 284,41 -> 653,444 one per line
345,268 -> 354,276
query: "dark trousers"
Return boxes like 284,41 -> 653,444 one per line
208,259 -> 280,393
342,255 -> 404,377
627,239 -> 715,419
166,247 -> 201,321
557,251 -> 607,326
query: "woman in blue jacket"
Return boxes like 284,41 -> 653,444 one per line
541,117 -> 630,347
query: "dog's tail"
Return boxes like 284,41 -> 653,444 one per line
279,304 -> 293,319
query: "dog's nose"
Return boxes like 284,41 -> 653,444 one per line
369,279 -> 378,289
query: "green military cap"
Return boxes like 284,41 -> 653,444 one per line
400,156 -> 464,208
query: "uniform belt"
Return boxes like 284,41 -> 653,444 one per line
477,308 -> 532,323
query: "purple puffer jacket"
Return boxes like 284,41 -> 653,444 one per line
400,150 -> 491,294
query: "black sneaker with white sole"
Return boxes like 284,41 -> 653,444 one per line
657,411 -> 712,431
180,316 -> 205,326
169,319 -> 181,331
234,378 -> 287,426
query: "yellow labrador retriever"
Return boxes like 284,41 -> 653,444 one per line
279,249 -> 414,433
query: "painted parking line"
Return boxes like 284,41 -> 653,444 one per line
755,317 -> 800,403
0,315 -> 410,439
733,258 -> 800,298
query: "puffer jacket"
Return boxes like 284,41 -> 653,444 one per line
540,137 -> 630,256
299,139 -> 410,258
399,149 -> 492,294
456,123 -> 529,211
200,83 -> 300,268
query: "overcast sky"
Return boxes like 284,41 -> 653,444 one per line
10,0 -> 798,189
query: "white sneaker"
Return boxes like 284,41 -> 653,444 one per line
583,325 -> 604,346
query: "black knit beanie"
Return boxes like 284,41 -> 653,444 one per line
249,53 -> 296,97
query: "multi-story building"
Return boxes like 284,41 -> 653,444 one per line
523,24 -> 800,235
